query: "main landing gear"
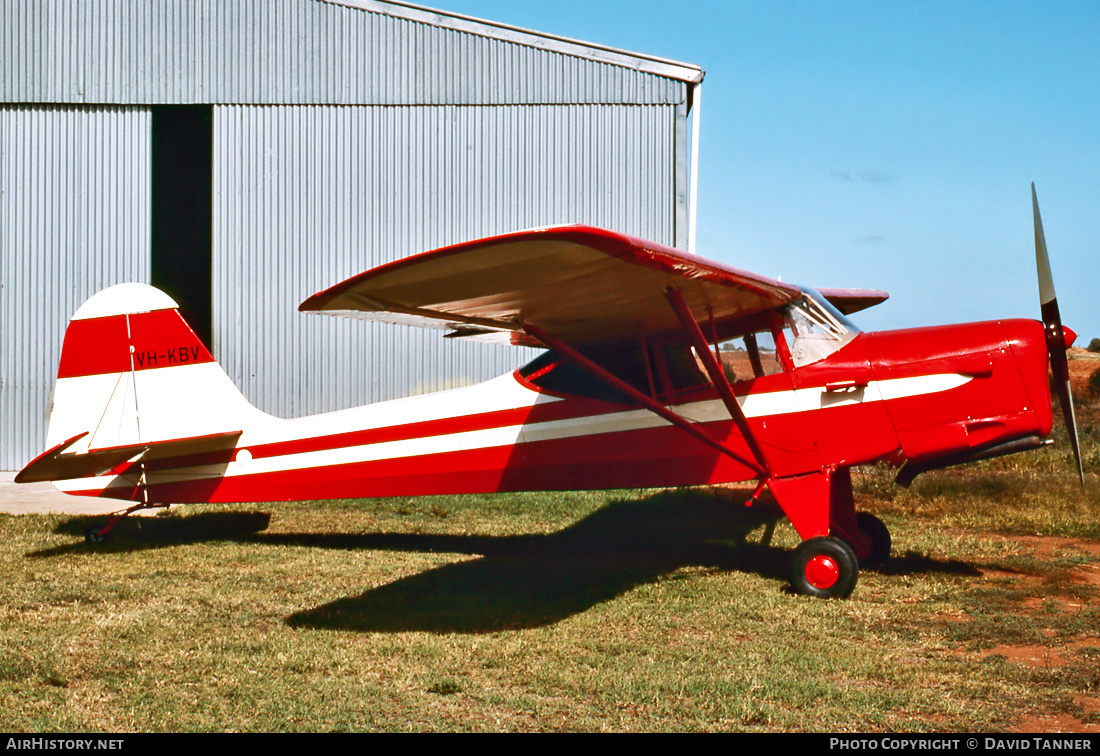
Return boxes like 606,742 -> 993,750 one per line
854,512 -> 891,570
786,513 -> 892,599
789,536 -> 858,598
765,467 -> 893,598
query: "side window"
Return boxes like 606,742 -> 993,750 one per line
519,341 -> 710,402
519,323 -> 799,403
658,343 -> 710,395
718,330 -> 785,381
518,347 -> 648,403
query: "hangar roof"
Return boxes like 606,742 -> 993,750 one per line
0,0 -> 703,105
330,0 -> 704,83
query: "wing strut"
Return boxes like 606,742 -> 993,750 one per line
664,287 -> 773,477
521,322 -> 768,478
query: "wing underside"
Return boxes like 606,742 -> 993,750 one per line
300,225 -> 815,346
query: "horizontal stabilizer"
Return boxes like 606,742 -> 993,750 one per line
16,430 -> 242,484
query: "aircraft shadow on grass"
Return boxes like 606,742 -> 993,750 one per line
33,489 -> 980,633
282,490 -> 786,634
34,511 -> 274,557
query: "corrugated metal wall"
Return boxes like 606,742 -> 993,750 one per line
213,103 -> 678,416
0,106 -> 151,469
0,0 -> 687,106
0,0 -> 696,467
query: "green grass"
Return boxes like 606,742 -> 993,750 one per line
1,419 -> 1098,731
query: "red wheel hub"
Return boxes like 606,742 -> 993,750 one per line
805,554 -> 840,589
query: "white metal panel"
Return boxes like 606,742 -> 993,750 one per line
0,106 -> 151,470
212,103 -> 677,418
0,0 -> 690,106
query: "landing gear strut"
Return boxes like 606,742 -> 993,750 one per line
83,501 -> 168,544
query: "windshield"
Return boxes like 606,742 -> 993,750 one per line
784,288 -> 860,367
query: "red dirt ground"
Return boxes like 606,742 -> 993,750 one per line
1068,348 -> 1100,401
970,533 -> 1100,733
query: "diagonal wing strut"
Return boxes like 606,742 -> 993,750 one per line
520,321 -> 770,481
664,286 -> 772,477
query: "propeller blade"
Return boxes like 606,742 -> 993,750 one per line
1033,183 -> 1084,484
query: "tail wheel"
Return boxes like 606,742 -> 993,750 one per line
84,526 -> 108,544
855,512 -> 891,570
790,536 -> 858,599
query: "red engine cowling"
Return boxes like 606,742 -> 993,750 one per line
864,319 -> 1052,477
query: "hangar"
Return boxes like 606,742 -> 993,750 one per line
0,0 -> 703,470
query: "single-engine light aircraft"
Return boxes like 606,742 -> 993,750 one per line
17,185 -> 1083,598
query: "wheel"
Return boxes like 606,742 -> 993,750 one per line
855,512 -> 891,570
84,526 -> 108,544
789,536 -> 858,599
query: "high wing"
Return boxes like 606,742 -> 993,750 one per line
300,225 -> 821,346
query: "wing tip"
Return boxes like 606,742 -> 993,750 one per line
817,288 -> 890,315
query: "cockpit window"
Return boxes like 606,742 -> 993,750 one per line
519,288 -> 861,399
518,347 -> 643,403
518,340 -> 709,403
720,331 -> 784,379
784,288 -> 860,367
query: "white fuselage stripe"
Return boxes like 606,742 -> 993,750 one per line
55,373 -> 969,493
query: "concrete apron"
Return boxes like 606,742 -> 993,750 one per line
0,472 -> 162,515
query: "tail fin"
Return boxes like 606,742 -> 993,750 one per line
32,283 -> 258,475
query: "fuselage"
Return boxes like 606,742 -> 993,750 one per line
54,316 -> 1053,504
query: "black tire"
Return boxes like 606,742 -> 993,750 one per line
84,526 -> 108,544
855,512 -> 891,570
789,536 -> 858,599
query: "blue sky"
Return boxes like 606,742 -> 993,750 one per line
426,0 -> 1100,341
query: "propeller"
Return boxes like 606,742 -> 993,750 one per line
1032,183 -> 1084,484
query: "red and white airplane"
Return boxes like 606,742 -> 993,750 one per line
17,185 -> 1082,598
